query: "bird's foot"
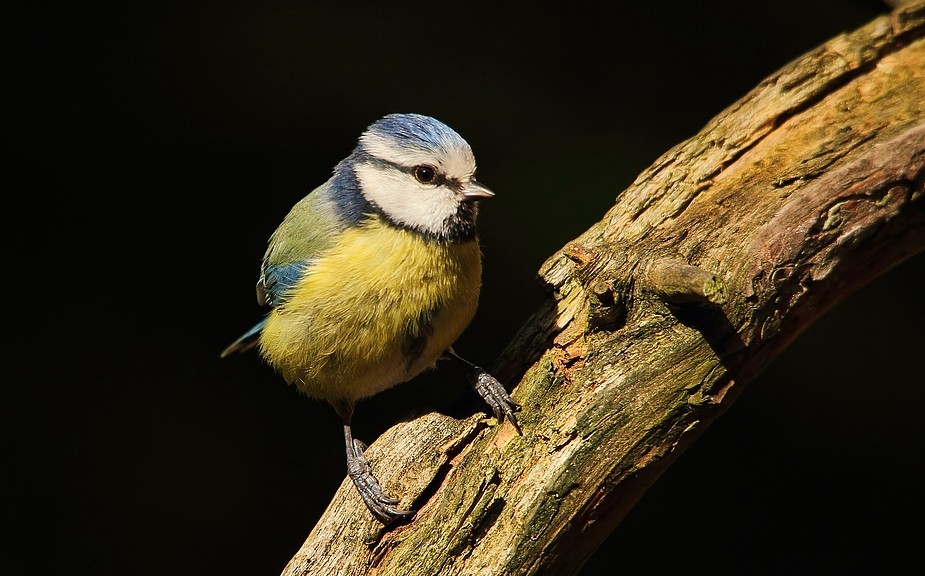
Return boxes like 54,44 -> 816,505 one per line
347,439 -> 414,525
445,349 -> 522,434
471,369 -> 522,434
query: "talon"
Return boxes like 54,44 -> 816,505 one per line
347,443 -> 413,522
343,419 -> 414,524
445,350 -> 522,434
347,460 -> 414,524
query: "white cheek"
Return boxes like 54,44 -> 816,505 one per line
355,164 -> 459,233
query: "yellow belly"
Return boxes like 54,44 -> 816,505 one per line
258,217 -> 482,405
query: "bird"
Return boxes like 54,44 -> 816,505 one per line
221,113 -> 520,524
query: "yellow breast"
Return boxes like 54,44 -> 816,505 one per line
258,216 -> 482,404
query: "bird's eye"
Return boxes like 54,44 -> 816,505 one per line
413,165 -> 437,184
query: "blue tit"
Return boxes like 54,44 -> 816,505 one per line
222,113 -> 520,524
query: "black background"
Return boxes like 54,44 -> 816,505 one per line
9,1 -> 923,575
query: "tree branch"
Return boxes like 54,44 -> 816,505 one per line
283,4 -> 925,575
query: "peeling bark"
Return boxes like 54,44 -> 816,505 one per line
282,4 -> 924,575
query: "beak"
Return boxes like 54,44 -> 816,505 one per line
461,180 -> 495,201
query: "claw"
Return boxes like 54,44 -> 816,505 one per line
473,370 -> 522,434
445,349 -> 522,434
347,437 -> 414,524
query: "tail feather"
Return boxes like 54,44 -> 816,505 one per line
220,318 -> 267,358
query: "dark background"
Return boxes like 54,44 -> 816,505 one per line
9,1 -> 923,575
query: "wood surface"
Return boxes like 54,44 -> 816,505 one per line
282,4 -> 925,574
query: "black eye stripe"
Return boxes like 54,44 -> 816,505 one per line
367,156 -> 462,190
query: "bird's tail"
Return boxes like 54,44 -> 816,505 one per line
220,318 -> 267,358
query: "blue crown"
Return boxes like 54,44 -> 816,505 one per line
366,113 -> 468,154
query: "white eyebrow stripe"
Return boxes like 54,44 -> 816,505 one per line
360,132 -> 477,179
360,132 -> 439,167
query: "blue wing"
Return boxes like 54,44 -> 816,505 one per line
220,260 -> 312,357
257,260 -> 311,307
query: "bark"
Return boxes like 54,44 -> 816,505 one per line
283,4 -> 925,575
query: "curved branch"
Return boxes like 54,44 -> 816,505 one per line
283,4 -> 925,575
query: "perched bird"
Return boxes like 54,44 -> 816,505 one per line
222,113 -> 520,524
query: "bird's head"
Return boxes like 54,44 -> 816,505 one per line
345,113 -> 492,241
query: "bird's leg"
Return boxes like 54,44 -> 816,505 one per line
444,348 -> 522,434
341,409 -> 414,524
